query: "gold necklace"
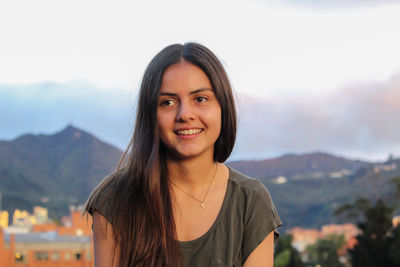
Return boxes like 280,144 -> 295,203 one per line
170,163 -> 218,208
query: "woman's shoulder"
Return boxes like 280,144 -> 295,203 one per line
227,166 -> 270,197
226,166 -> 281,219
227,166 -> 282,244
85,168 -> 128,220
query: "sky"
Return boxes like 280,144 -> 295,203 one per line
1,0 -> 400,162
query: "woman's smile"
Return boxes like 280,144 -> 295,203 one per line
175,128 -> 203,135
174,128 -> 204,141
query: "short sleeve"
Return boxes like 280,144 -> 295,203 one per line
242,180 -> 282,264
86,175 -> 116,225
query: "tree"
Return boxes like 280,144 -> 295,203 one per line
336,197 -> 400,267
391,176 -> 400,199
274,249 -> 291,267
389,225 -> 400,265
306,234 -> 345,267
274,235 -> 305,267
349,199 -> 396,267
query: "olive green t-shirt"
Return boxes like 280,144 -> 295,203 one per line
90,167 -> 282,266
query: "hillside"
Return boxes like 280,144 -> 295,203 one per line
229,155 -> 400,229
1,126 -> 399,230
228,153 -> 370,180
0,125 -> 122,218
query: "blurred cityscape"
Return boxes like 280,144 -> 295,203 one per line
1,205 -> 399,266
283,217 -> 400,267
0,205 -> 93,266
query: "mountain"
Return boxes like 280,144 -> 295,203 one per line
1,126 -> 399,230
229,154 -> 400,230
0,125 -> 122,218
228,152 -> 370,180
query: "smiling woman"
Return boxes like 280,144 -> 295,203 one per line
157,61 -> 221,160
84,42 -> 282,267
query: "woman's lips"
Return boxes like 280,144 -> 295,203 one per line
174,128 -> 204,139
175,128 -> 204,135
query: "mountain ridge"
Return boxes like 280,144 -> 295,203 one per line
0,125 -> 122,218
1,126 -> 399,229
228,152 -> 371,180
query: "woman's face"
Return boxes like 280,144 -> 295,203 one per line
157,61 -> 222,160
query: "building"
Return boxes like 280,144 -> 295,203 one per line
13,209 -> 36,228
321,224 -> 359,243
0,227 -> 93,267
320,224 -> 360,257
33,206 -> 49,225
287,227 -> 321,252
1,209 -> 94,266
287,224 -> 360,253
33,211 -> 92,237
0,210 -> 8,228
287,224 -> 359,266
393,215 -> 400,227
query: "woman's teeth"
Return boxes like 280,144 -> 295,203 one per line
176,129 -> 202,135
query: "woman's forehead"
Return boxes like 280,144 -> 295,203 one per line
160,61 -> 213,94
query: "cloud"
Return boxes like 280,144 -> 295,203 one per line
0,80 -> 137,149
1,75 -> 399,162
234,73 -> 400,161
267,0 -> 400,9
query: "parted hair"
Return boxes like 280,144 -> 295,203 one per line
85,42 -> 237,266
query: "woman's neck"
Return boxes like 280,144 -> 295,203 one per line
166,156 -> 219,188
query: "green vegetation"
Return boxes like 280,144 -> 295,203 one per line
348,199 -> 400,267
274,235 -> 305,267
336,176 -> 400,267
274,176 -> 400,267
0,126 -> 122,221
306,235 -> 345,267
2,126 -> 400,231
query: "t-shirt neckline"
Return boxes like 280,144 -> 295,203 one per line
178,166 -> 233,247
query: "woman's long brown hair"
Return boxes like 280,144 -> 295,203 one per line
85,42 -> 237,266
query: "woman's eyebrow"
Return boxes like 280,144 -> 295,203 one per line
159,92 -> 177,96
159,88 -> 213,96
189,88 -> 213,94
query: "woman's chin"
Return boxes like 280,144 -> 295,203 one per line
166,147 -> 213,161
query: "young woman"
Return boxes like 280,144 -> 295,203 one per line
85,42 -> 282,267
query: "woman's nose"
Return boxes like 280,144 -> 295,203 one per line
176,102 -> 195,122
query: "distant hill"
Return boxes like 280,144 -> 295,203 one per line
0,125 -> 122,218
229,154 -> 400,230
228,152 -> 370,180
1,126 -> 399,230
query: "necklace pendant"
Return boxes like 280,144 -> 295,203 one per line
200,202 -> 205,208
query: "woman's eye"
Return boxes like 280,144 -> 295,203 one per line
196,96 -> 208,103
161,99 -> 175,106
